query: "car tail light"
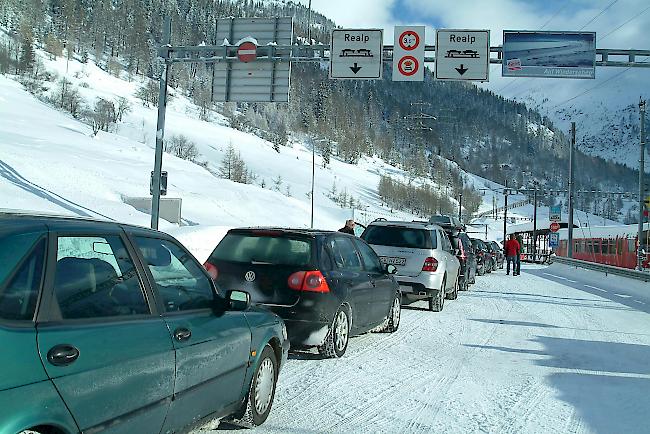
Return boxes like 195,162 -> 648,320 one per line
422,257 -> 438,272
459,245 -> 466,260
203,262 -> 218,280
287,270 -> 330,293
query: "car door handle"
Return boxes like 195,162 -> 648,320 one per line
174,328 -> 192,341
47,344 -> 80,366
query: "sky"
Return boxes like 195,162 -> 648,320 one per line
298,0 -> 650,48
295,0 -> 650,124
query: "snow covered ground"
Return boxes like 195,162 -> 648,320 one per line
196,263 -> 650,434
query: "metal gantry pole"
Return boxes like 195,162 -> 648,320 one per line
503,180 -> 508,243
532,188 -> 538,262
311,142 -> 315,228
308,0 -> 314,229
638,99 -> 646,270
568,122 -> 576,258
151,16 -> 172,230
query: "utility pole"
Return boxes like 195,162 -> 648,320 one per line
308,0 -> 314,228
458,192 -> 463,222
568,122 -> 576,258
503,179 -> 508,243
638,99 -> 646,270
532,187 -> 538,262
151,16 -> 171,230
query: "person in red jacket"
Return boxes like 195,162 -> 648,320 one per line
504,234 -> 521,276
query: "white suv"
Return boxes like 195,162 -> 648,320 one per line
361,221 -> 461,312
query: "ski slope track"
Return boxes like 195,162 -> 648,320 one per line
200,264 -> 650,434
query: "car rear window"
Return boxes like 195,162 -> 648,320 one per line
210,233 -> 312,266
362,226 -> 434,249
429,216 -> 451,226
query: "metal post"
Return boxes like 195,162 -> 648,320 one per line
308,0 -> 314,229
568,122 -> 576,258
638,99 -> 646,270
532,188 -> 538,262
307,0 -> 312,44
311,141 -> 315,228
458,192 -> 463,221
503,180 -> 508,243
151,17 -> 171,230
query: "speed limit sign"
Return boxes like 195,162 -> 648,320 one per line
393,26 -> 425,81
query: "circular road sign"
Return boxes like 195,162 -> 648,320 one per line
237,41 -> 257,63
550,222 -> 561,232
398,56 -> 419,76
399,30 -> 420,51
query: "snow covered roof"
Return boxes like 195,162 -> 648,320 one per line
557,223 -> 650,240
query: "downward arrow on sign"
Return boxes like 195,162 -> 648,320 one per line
455,64 -> 468,75
350,63 -> 362,74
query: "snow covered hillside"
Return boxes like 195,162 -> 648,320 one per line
0,52 -> 432,235
0,47 -> 628,246
484,68 -> 650,169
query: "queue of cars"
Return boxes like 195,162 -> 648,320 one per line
0,210 -> 505,434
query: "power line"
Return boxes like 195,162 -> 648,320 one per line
579,0 -> 619,30
600,4 -> 650,41
553,56 -> 650,108
539,4 -> 569,30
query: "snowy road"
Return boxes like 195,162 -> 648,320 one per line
197,264 -> 650,434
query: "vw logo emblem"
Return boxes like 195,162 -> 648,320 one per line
244,271 -> 256,282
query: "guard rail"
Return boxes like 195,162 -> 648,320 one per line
553,256 -> 650,282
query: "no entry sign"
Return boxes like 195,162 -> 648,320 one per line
393,26 -> 425,82
237,41 -> 257,62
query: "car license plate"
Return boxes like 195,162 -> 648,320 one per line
380,256 -> 406,266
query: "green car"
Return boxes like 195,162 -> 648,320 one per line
0,212 -> 288,434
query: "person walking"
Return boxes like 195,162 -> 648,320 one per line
504,234 -> 520,276
338,219 -> 355,235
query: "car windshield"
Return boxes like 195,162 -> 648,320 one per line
210,233 -> 312,266
362,226 -> 434,249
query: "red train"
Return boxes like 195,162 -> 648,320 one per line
557,230 -> 649,270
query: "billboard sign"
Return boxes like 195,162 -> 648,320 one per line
502,31 -> 596,79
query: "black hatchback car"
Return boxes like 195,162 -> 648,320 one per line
204,228 -> 402,358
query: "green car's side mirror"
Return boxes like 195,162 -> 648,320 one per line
227,290 -> 251,311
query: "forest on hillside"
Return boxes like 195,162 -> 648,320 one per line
0,0 -> 641,222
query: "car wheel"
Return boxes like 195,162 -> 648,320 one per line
227,345 -> 278,427
459,275 -> 469,291
319,306 -> 350,358
373,292 -> 401,333
429,279 -> 445,312
446,275 -> 459,300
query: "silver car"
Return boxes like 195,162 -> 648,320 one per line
361,221 -> 461,312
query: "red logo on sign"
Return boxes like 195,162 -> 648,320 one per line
237,41 -> 257,63
550,222 -> 560,232
398,56 -> 419,76
399,31 -> 420,51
